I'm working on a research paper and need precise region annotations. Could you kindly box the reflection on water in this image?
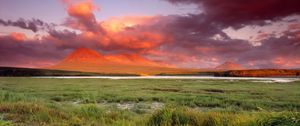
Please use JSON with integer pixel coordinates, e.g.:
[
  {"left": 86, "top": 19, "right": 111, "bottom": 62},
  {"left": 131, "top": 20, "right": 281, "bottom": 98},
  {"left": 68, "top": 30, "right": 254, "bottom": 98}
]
[{"left": 32, "top": 76, "right": 300, "bottom": 82}]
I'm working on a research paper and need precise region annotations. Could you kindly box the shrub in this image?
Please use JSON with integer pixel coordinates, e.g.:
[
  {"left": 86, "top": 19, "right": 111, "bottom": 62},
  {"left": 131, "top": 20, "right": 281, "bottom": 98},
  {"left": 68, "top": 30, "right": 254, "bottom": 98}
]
[
  {"left": 148, "top": 107, "right": 201, "bottom": 126},
  {"left": 257, "top": 112, "right": 300, "bottom": 126},
  {"left": 0, "top": 119, "right": 13, "bottom": 126},
  {"left": 0, "top": 102, "right": 70, "bottom": 124},
  {"left": 76, "top": 104, "right": 104, "bottom": 119},
  {"left": 148, "top": 107, "right": 259, "bottom": 126}
]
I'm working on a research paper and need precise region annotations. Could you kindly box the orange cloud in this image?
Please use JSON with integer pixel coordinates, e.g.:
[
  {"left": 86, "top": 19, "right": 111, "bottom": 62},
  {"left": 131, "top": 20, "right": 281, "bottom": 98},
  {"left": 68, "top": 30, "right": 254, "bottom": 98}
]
[
  {"left": 101, "top": 16, "right": 154, "bottom": 32},
  {"left": 63, "top": 0, "right": 102, "bottom": 33},
  {"left": 100, "top": 32, "right": 166, "bottom": 50},
  {"left": 67, "top": 1, "right": 97, "bottom": 19},
  {"left": 82, "top": 31, "right": 98, "bottom": 40},
  {"left": 96, "top": 16, "right": 170, "bottom": 51},
  {"left": 63, "top": 2, "right": 169, "bottom": 52},
  {"left": 105, "top": 53, "right": 171, "bottom": 67},
  {"left": 272, "top": 57, "right": 300, "bottom": 68},
  {"left": 10, "top": 32, "right": 27, "bottom": 41}
]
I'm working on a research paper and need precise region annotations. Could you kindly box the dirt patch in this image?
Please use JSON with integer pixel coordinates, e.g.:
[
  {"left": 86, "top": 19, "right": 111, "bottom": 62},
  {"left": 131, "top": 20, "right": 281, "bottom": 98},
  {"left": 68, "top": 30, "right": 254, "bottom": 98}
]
[
  {"left": 69, "top": 100, "right": 165, "bottom": 112},
  {"left": 144, "top": 88, "right": 248, "bottom": 94},
  {"left": 202, "top": 89, "right": 250, "bottom": 94},
  {"left": 144, "top": 88, "right": 204, "bottom": 94},
  {"left": 144, "top": 87, "right": 254, "bottom": 95},
  {"left": 151, "top": 102, "right": 164, "bottom": 110},
  {"left": 116, "top": 103, "right": 135, "bottom": 110},
  {"left": 249, "top": 92, "right": 265, "bottom": 95},
  {"left": 203, "top": 89, "right": 225, "bottom": 93},
  {"left": 115, "top": 102, "right": 165, "bottom": 110},
  {"left": 143, "top": 88, "right": 181, "bottom": 92}
]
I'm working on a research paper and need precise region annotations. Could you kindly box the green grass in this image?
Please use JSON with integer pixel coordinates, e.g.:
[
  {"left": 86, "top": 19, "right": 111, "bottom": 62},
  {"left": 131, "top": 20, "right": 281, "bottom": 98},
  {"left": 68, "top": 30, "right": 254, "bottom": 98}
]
[{"left": 0, "top": 77, "right": 299, "bottom": 125}]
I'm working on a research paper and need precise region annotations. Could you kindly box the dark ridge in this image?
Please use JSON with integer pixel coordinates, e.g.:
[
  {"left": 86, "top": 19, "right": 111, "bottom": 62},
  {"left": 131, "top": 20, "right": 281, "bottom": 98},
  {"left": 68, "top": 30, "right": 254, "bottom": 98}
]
[
  {"left": 214, "top": 69, "right": 300, "bottom": 77},
  {"left": 0, "top": 67, "right": 138, "bottom": 77}
]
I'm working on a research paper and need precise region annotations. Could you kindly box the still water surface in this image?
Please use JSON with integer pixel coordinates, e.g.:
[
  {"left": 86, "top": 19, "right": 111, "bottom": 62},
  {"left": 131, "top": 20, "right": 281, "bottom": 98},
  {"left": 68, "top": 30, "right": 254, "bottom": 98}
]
[{"left": 32, "top": 76, "right": 300, "bottom": 82}]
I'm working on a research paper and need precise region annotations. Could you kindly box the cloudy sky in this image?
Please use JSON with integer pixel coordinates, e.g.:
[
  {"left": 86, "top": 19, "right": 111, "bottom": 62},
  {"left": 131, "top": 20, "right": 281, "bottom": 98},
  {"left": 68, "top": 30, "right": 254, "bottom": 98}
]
[{"left": 0, "top": 0, "right": 300, "bottom": 69}]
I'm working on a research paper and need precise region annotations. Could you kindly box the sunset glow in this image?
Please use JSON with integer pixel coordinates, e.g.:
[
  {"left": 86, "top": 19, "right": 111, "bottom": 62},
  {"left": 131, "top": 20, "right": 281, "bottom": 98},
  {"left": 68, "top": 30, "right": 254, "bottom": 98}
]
[{"left": 0, "top": 0, "right": 300, "bottom": 69}]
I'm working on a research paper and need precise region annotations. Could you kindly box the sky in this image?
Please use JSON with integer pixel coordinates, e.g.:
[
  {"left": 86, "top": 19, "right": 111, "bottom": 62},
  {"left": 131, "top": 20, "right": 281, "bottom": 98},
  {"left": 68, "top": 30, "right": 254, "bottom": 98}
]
[{"left": 0, "top": 0, "right": 300, "bottom": 69}]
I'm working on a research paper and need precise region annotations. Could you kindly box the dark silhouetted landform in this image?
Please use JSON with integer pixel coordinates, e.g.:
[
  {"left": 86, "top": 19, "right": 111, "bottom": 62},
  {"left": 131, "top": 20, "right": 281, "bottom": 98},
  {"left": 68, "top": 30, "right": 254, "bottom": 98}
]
[
  {"left": 2, "top": 66, "right": 300, "bottom": 77},
  {"left": 215, "top": 69, "right": 300, "bottom": 77},
  {"left": 0, "top": 67, "right": 138, "bottom": 76}
]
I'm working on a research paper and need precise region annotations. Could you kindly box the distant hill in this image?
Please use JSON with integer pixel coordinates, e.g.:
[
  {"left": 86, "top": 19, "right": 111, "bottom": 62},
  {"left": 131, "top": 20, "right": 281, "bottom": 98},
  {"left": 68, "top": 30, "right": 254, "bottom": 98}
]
[
  {"left": 215, "top": 69, "right": 300, "bottom": 77},
  {"left": 0, "top": 67, "right": 127, "bottom": 77},
  {"left": 2, "top": 66, "right": 299, "bottom": 77},
  {"left": 215, "top": 61, "right": 243, "bottom": 70},
  {"left": 48, "top": 48, "right": 199, "bottom": 75}
]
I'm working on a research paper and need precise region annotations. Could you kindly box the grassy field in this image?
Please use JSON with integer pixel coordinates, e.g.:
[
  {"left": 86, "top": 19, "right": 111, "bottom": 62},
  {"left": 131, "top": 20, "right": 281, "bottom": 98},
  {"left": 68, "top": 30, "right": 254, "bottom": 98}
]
[{"left": 0, "top": 77, "right": 299, "bottom": 126}]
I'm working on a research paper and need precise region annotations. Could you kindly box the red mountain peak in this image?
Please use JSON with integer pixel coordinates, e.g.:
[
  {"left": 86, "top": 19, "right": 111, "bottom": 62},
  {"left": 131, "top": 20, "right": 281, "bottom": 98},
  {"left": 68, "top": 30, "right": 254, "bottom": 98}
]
[{"left": 63, "top": 47, "right": 106, "bottom": 63}]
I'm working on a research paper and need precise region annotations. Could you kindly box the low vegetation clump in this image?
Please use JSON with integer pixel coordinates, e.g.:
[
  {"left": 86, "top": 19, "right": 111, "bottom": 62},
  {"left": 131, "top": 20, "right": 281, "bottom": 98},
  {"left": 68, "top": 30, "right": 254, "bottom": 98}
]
[
  {"left": 0, "top": 102, "right": 70, "bottom": 125},
  {"left": 148, "top": 107, "right": 300, "bottom": 126},
  {"left": 257, "top": 112, "right": 300, "bottom": 126},
  {"left": 0, "top": 118, "right": 13, "bottom": 126},
  {"left": 0, "top": 102, "right": 141, "bottom": 125},
  {"left": 148, "top": 107, "right": 257, "bottom": 126}
]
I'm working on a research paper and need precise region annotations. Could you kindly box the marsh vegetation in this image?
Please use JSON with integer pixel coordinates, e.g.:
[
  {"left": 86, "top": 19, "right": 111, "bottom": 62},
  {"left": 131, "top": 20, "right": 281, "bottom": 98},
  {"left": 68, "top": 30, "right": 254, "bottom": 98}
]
[{"left": 0, "top": 78, "right": 299, "bottom": 125}]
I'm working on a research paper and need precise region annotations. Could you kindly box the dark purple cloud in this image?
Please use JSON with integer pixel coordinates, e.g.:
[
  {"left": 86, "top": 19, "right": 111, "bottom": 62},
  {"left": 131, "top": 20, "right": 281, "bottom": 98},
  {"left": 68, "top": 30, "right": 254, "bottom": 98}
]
[
  {"left": 167, "top": 0, "right": 300, "bottom": 28},
  {"left": 0, "top": 18, "right": 54, "bottom": 32},
  {"left": 0, "top": 35, "right": 67, "bottom": 67}
]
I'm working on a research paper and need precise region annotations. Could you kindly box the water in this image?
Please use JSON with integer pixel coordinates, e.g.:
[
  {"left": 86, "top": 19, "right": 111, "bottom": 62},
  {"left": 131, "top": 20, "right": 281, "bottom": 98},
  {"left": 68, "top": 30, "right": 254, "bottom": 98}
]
[{"left": 32, "top": 76, "right": 300, "bottom": 82}]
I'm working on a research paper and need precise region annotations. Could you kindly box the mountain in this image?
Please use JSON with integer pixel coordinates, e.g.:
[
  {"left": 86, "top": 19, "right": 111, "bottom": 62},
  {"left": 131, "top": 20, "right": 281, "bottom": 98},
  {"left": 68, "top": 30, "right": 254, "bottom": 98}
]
[
  {"left": 63, "top": 47, "right": 107, "bottom": 63},
  {"left": 48, "top": 48, "right": 198, "bottom": 75},
  {"left": 215, "top": 61, "right": 243, "bottom": 70}
]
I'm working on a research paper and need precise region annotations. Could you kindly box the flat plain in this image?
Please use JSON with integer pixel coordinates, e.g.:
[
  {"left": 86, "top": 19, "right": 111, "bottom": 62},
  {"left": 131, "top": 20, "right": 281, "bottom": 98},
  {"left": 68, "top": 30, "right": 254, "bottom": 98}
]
[{"left": 0, "top": 77, "right": 299, "bottom": 126}]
